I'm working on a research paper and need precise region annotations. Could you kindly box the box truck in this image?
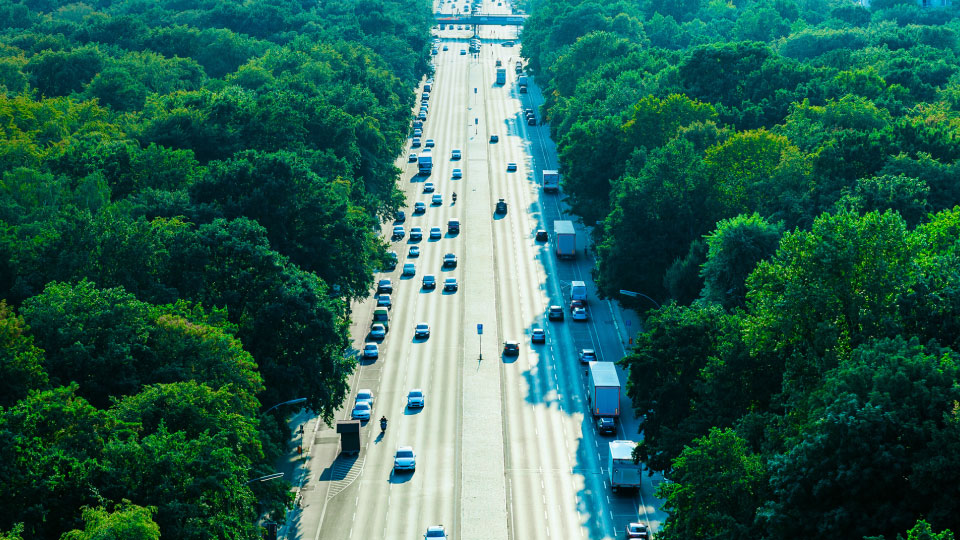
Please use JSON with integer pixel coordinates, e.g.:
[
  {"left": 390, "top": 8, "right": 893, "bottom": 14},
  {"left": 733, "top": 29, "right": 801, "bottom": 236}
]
[
  {"left": 542, "top": 170, "right": 559, "bottom": 192},
  {"left": 418, "top": 149, "right": 433, "bottom": 174},
  {"left": 588, "top": 361, "right": 621, "bottom": 418},
  {"left": 554, "top": 220, "right": 576, "bottom": 259},
  {"left": 608, "top": 440, "right": 642, "bottom": 492},
  {"left": 496, "top": 68, "right": 506, "bottom": 85},
  {"left": 571, "top": 281, "right": 587, "bottom": 302}
]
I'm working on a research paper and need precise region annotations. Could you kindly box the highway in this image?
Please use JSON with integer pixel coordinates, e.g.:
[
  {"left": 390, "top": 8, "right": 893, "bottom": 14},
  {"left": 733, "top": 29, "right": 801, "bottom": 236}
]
[{"left": 287, "top": 1, "right": 668, "bottom": 538}]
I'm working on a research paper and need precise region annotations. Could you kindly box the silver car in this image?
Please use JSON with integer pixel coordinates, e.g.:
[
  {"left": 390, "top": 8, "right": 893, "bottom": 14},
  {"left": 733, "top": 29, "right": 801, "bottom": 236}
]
[
  {"left": 407, "top": 388, "right": 425, "bottom": 408},
  {"left": 394, "top": 446, "right": 416, "bottom": 472}
]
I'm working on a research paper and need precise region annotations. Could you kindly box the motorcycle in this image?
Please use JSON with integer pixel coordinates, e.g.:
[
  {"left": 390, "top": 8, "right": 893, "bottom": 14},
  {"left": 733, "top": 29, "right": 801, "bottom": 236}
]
[
  {"left": 452, "top": 192, "right": 457, "bottom": 204},
  {"left": 380, "top": 417, "right": 388, "bottom": 433}
]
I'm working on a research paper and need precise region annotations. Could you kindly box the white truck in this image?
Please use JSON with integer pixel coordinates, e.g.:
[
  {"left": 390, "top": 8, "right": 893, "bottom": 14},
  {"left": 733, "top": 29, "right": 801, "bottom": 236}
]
[
  {"left": 608, "top": 440, "right": 642, "bottom": 492},
  {"left": 588, "top": 361, "right": 620, "bottom": 418},
  {"left": 418, "top": 149, "right": 433, "bottom": 174},
  {"left": 571, "top": 280, "right": 587, "bottom": 302},
  {"left": 554, "top": 220, "right": 576, "bottom": 259},
  {"left": 542, "top": 170, "right": 559, "bottom": 192}
]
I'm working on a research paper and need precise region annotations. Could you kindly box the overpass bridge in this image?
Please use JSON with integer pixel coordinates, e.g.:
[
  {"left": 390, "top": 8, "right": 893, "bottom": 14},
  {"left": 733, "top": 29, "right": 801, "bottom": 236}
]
[{"left": 434, "top": 13, "right": 528, "bottom": 26}]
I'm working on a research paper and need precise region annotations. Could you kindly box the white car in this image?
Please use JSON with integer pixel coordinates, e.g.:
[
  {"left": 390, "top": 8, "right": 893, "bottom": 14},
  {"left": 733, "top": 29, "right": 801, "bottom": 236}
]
[
  {"left": 403, "top": 262, "right": 416, "bottom": 276},
  {"left": 415, "top": 323, "right": 431, "bottom": 338},
  {"left": 424, "top": 182, "right": 435, "bottom": 193},
  {"left": 356, "top": 389, "right": 374, "bottom": 407},
  {"left": 408, "top": 152, "right": 417, "bottom": 162},
  {"left": 429, "top": 226, "right": 442, "bottom": 239},
  {"left": 425, "top": 139, "right": 435, "bottom": 148},
  {"left": 431, "top": 193, "right": 443, "bottom": 205},
  {"left": 410, "top": 227, "right": 423, "bottom": 241},
  {"left": 376, "top": 294, "right": 391, "bottom": 308},
  {"left": 362, "top": 343, "right": 379, "bottom": 358},
  {"left": 426, "top": 525, "right": 447, "bottom": 539},
  {"left": 394, "top": 446, "right": 416, "bottom": 472},
  {"left": 407, "top": 388, "right": 425, "bottom": 408},
  {"left": 572, "top": 306, "right": 588, "bottom": 320},
  {"left": 452, "top": 168, "right": 462, "bottom": 178},
  {"left": 412, "top": 137, "right": 421, "bottom": 147},
  {"left": 442, "top": 253, "right": 457, "bottom": 267},
  {"left": 370, "top": 324, "right": 386, "bottom": 339},
  {"left": 351, "top": 401, "right": 371, "bottom": 420},
  {"left": 408, "top": 245, "right": 420, "bottom": 257},
  {"left": 452, "top": 149, "right": 461, "bottom": 159}
]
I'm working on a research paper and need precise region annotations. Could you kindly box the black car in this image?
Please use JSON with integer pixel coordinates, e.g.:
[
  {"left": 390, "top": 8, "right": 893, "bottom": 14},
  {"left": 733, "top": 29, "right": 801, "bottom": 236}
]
[
  {"left": 489, "top": 134, "right": 499, "bottom": 143},
  {"left": 377, "top": 279, "right": 393, "bottom": 294},
  {"left": 395, "top": 210, "right": 405, "bottom": 223},
  {"left": 535, "top": 230, "right": 548, "bottom": 242},
  {"left": 597, "top": 417, "right": 616, "bottom": 436},
  {"left": 547, "top": 305, "right": 564, "bottom": 321},
  {"left": 503, "top": 340, "right": 520, "bottom": 355}
]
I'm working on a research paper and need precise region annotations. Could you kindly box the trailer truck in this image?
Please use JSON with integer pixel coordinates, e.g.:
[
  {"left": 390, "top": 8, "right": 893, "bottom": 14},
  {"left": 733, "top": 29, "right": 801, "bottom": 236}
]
[
  {"left": 542, "top": 170, "right": 559, "bottom": 192},
  {"left": 588, "top": 361, "right": 621, "bottom": 418},
  {"left": 554, "top": 220, "right": 576, "bottom": 259},
  {"left": 496, "top": 68, "right": 506, "bottom": 85},
  {"left": 608, "top": 440, "right": 642, "bottom": 492}
]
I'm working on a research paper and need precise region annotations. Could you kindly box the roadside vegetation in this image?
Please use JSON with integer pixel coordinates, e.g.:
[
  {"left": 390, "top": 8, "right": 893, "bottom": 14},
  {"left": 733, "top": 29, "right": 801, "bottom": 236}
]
[
  {"left": 0, "top": 0, "right": 432, "bottom": 537},
  {"left": 521, "top": 0, "right": 960, "bottom": 537}
]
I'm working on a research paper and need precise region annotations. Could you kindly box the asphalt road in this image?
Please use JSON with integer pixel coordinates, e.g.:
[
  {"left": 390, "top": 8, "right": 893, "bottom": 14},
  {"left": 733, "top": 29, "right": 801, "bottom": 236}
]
[{"left": 285, "top": 1, "right": 668, "bottom": 538}]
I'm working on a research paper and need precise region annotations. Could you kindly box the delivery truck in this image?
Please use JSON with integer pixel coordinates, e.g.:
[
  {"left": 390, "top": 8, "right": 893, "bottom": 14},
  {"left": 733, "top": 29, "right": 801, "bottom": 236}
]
[
  {"left": 554, "top": 220, "right": 576, "bottom": 259},
  {"left": 496, "top": 68, "right": 506, "bottom": 85},
  {"left": 588, "top": 361, "right": 621, "bottom": 418},
  {"left": 542, "top": 170, "right": 559, "bottom": 192},
  {"left": 418, "top": 149, "right": 433, "bottom": 174},
  {"left": 608, "top": 440, "right": 642, "bottom": 492}
]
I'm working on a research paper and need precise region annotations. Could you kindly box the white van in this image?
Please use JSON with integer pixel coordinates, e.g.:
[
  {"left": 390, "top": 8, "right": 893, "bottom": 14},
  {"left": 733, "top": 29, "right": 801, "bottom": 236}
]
[{"left": 571, "top": 281, "right": 587, "bottom": 302}]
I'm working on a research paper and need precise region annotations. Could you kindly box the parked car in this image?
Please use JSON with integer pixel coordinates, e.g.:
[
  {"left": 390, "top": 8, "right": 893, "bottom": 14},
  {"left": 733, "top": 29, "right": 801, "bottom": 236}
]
[
  {"left": 370, "top": 324, "right": 386, "bottom": 339},
  {"left": 355, "top": 389, "right": 374, "bottom": 407},
  {"left": 536, "top": 229, "right": 548, "bottom": 242},
  {"left": 394, "top": 210, "right": 405, "bottom": 223},
  {"left": 376, "top": 294, "right": 391, "bottom": 308},
  {"left": 412, "top": 137, "right": 421, "bottom": 147},
  {"left": 409, "top": 152, "right": 418, "bottom": 162},
  {"left": 503, "top": 340, "right": 520, "bottom": 355},
  {"left": 377, "top": 279, "right": 393, "bottom": 294},
  {"left": 362, "top": 343, "right": 379, "bottom": 358}
]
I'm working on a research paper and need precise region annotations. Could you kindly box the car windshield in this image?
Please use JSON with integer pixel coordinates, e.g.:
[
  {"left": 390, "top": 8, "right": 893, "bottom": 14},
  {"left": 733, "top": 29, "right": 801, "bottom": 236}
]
[
  {"left": 355, "top": 402, "right": 370, "bottom": 410},
  {"left": 410, "top": 390, "right": 422, "bottom": 397},
  {"left": 397, "top": 450, "right": 414, "bottom": 458}
]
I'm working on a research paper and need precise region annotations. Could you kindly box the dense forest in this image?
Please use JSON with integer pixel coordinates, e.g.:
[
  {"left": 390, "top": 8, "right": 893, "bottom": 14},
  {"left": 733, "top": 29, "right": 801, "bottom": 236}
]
[
  {"left": 0, "top": 0, "right": 432, "bottom": 537},
  {"left": 521, "top": 0, "right": 960, "bottom": 538}
]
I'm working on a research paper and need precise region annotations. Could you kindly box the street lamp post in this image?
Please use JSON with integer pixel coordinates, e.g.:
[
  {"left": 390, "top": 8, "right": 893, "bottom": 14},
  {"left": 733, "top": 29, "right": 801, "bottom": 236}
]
[
  {"left": 619, "top": 289, "right": 660, "bottom": 309},
  {"left": 261, "top": 397, "right": 307, "bottom": 416}
]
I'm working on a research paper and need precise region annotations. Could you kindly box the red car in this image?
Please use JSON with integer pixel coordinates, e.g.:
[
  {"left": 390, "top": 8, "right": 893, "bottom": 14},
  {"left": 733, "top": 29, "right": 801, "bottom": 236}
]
[
  {"left": 570, "top": 299, "right": 585, "bottom": 310},
  {"left": 625, "top": 522, "right": 649, "bottom": 539}
]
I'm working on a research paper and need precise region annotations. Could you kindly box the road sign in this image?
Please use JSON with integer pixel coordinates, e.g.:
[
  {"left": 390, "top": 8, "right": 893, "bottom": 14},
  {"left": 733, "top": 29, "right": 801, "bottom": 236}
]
[{"left": 477, "top": 324, "right": 483, "bottom": 335}]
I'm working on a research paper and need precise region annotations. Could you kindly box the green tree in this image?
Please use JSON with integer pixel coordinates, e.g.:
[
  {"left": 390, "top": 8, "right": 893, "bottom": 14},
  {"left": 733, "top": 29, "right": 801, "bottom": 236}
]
[
  {"left": 60, "top": 503, "right": 160, "bottom": 540},
  {"left": 0, "top": 300, "right": 48, "bottom": 407},
  {"left": 658, "top": 428, "right": 767, "bottom": 540},
  {"left": 701, "top": 213, "right": 784, "bottom": 309}
]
